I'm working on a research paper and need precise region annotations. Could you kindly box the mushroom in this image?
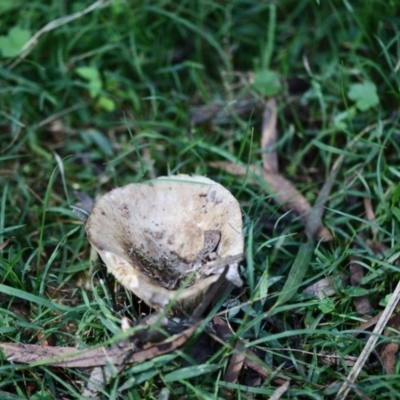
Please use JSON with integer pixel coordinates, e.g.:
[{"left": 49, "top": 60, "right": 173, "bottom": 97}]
[{"left": 86, "top": 175, "right": 244, "bottom": 313}]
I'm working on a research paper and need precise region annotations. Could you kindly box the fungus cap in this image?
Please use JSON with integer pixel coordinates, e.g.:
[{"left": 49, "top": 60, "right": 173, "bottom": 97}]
[{"left": 86, "top": 175, "right": 244, "bottom": 312}]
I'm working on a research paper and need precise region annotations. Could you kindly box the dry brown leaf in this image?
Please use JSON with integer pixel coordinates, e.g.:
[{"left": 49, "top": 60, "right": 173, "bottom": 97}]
[
  {"left": 211, "top": 317, "right": 324, "bottom": 389},
  {"left": 350, "top": 255, "right": 372, "bottom": 317},
  {"left": 83, "top": 364, "right": 122, "bottom": 398},
  {"left": 261, "top": 98, "right": 278, "bottom": 173},
  {"left": 380, "top": 342, "right": 398, "bottom": 375},
  {"left": 303, "top": 276, "right": 345, "bottom": 299},
  {"left": 208, "top": 162, "right": 251, "bottom": 178},
  {"left": 72, "top": 191, "right": 96, "bottom": 224},
  {"left": 212, "top": 315, "right": 234, "bottom": 340},
  {"left": 190, "top": 97, "right": 260, "bottom": 126},
  {"left": 243, "top": 349, "right": 288, "bottom": 386},
  {"left": 1, "top": 323, "right": 198, "bottom": 368},
  {"left": 354, "top": 314, "right": 400, "bottom": 375},
  {"left": 365, "top": 239, "right": 390, "bottom": 256},
  {"left": 263, "top": 171, "right": 312, "bottom": 220},
  {"left": 269, "top": 380, "right": 290, "bottom": 400},
  {"left": 209, "top": 162, "right": 310, "bottom": 216},
  {"left": 0, "top": 237, "right": 14, "bottom": 251},
  {"left": 380, "top": 314, "right": 400, "bottom": 375},
  {"left": 36, "top": 332, "right": 56, "bottom": 347},
  {"left": 209, "top": 161, "right": 332, "bottom": 240},
  {"left": 224, "top": 340, "right": 246, "bottom": 385},
  {"left": 211, "top": 317, "right": 288, "bottom": 386},
  {"left": 353, "top": 313, "right": 383, "bottom": 336},
  {"left": 363, "top": 198, "right": 377, "bottom": 235}
]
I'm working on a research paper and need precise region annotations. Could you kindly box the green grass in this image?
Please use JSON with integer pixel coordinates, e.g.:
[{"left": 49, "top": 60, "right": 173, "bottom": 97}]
[{"left": 1, "top": 0, "right": 400, "bottom": 398}]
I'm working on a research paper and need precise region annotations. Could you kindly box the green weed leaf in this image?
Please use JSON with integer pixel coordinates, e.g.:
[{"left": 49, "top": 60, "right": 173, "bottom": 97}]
[
  {"left": 344, "top": 286, "right": 370, "bottom": 297},
  {"left": 75, "top": 66, "right": 101, "bottom": 81},
  {"left": 75, "top": 66, "right": 102, "bottom": 97},
  {"left": 253, "top": 70, "right": 281, "bottom": 96},
  {"left": 0, "top": 26, "right": 30, "bottom": 58},
  {"left": 348, "top": 81, "right": 379, "bottom": 111},
  {"left": 318, "top": 298, "right": 335, "bottom": 314},
  {"left": 97, "top": 96, "right": 116, "bottom": 112},
  {"left": 379, "top": 293, "right": 392, "bottom": 307}
]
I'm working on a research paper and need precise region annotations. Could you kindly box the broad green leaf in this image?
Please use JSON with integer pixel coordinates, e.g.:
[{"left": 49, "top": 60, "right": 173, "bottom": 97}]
[
  {"left": 347, "top": 81, "right": 379, "bottom": 111},
  {"left": 379, "top": 293, "right": 392, "bottom": 307},
  {"left": 276, "top": 240, "right": 314, "bottom": 306},
  {"left": 253, "top": 70, "right": 281, "bottom": 97},
  {"left": 254, "top": 269, "right": 282, "bottom": 307},
  {"left": 0, "top": 26, "right": 30, "bottom": 58},
  {"left": 318, "top": 298, "right": 335, "bottom": 314},
  {"left": 97, "top": 96, "right": 116, "bottom": 112}
]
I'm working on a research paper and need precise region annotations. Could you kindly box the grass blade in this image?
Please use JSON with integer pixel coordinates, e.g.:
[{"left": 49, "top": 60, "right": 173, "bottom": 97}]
[{"left": 275, "top": 240, "right": 314, "bottom": 307}]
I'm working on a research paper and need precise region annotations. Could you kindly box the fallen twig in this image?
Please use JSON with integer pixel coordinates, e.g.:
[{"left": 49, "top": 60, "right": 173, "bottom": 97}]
[{"left": 1, "top": 323, "right": 199, "bottom": 368}]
